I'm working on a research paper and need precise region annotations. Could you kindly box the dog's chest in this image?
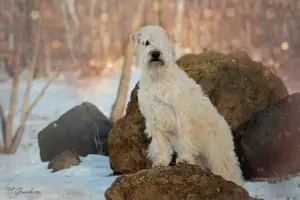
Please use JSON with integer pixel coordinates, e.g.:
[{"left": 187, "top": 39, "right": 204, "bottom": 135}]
[{"left": 138, "top": 86, "right": 176, "bottom": 132}]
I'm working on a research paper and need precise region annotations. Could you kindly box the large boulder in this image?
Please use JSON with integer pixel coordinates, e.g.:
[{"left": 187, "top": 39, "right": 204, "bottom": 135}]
[
  {"left": 105, "top": 164, "right": 252, "bottom": 200},
  {"left": 176, "top": 50, "right": 288, "bottom": 131},
  {"left": 234, "top": 92, "right": 300, "bottom": 181},
  {"left": 108, "top": 50, "right": 288, "bottom": 175},
  {"left": 38, "top": 102, "right": 112, "bottom": 162}
]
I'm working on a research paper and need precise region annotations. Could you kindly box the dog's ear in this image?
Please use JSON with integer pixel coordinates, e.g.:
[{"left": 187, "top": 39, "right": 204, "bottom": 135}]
[{"left": 129, "top": 31, "right": 141, "bottom": 45}]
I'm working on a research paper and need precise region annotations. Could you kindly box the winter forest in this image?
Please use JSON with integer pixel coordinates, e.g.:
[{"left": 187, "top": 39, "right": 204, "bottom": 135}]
[{"left": 0, "top": 0, "right": 300, "bottom": 200}]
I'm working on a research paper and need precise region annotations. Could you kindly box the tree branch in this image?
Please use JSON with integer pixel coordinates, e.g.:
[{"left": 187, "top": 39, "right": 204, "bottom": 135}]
[
  {"left": 62, "top": 0, "right": 78, "bottom": 63},
  {"left": 6, "top": 16, "right": 43, "bottom": 154},
  {"left": 8, "top": 72, "right": 61, "bottom": 153},
  {"left": 65, "top": 0, "right": 79, "bottom": 28},
  {"left": 0, "top": 104, "right": 6, "bottom": 149},
  {"left": 20, "top": 15, "right": 42, "bottom": 133},
  {"left": 4, "top": 6, "right": 26, "bottom": 150},
  {"left": 110, "top": 0, "right": 146, "bottom": 123},
  {"left": 0, "top": 144, "right": 4, "bottom": 153}
]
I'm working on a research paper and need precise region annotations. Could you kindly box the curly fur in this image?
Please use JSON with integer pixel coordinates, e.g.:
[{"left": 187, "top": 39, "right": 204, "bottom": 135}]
[{"left": 131, "top": 25, "right": 244, "bottom": 186}]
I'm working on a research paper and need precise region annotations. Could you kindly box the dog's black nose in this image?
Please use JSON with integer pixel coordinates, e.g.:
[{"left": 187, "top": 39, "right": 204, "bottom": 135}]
[{"left": 151, "top": 51, "right": 160, "bottom": 59}]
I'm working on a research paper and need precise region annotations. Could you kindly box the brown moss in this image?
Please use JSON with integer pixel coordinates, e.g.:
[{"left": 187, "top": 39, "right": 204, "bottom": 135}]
[
  {"left": 105, "top": 165, "right": 251, "bottom": 200},
  {"left": 176, "top": 50, "right": 288, "bottom": 130}
]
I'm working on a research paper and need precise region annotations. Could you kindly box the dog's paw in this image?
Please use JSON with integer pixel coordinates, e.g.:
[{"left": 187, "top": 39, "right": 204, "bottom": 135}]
[
  {"left": 152, "top": 159, "right": 170, "bottom": 168},
  {"left": 176, "top": 160, "right": 189, "bottom": 165},
  {"left": 176, "top": 155, "right": 196, "bottom": 165}
]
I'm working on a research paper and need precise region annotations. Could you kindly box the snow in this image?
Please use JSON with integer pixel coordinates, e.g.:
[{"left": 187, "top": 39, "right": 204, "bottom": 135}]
[
  {"left": 0, "top": 66, "right": 300, "bottom": 200},
  {"left": 0, "top": 155, "right": 115, "bottom": 200}
]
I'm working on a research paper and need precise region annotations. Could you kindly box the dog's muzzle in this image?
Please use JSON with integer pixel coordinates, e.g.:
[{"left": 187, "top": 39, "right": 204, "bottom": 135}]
[{"left": 149, "top": 50, "right": 164, "bottom": 65}]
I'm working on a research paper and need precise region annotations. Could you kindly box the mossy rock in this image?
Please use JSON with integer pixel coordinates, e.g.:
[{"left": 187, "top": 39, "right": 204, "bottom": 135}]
[
  {"left": 105, "top": 164, "right": 252, "bottom": 200},
  {"left": 176, "top": 50, "right": 288, "bottom": 131},
  {"left": 108, "top": 50, "right": 288, "bottom": 176}
]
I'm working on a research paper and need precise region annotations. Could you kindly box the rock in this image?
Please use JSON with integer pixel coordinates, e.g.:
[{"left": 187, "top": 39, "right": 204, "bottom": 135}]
[
  {"left": 234, "top": 92, "right": 300, "bottom": 181},
  {"left": 108, "top": 84, "right": 152, "bottom": 174},
  {"left": 105, "top": 164, "right": 252, "bottom": 200},
  {"left": 108, "top": 50, "right": 288, "bottom": 175},
  {"left": 176, "top": 50, "right": 288, "bottom": 131},
  {"left": 48, "top": 150, "right": 81, "bottom": 172},
  {"left": 38, "top": 102, "right": 113, "bottom": 162}
]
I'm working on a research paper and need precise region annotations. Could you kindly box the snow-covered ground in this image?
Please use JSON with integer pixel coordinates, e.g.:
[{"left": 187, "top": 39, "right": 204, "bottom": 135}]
[{"left": 0, "top": 66, "right": 300, "bottom": 200}]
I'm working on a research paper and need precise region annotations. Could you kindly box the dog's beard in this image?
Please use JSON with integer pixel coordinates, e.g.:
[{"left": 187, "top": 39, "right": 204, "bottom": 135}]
[{"left": 149, "top": 59, "right": 164, "bottom": 67}]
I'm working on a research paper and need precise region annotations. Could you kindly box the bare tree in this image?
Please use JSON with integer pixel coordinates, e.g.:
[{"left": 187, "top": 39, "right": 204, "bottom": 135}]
[
  {"left": 0, "top": 8, "right": 60, "bottom": 154},
  {"left": 173, "top": 0, "right": 184, "bottom": 58},
  {"left": 110, "top": 0, "right": 146, "bottom": 123},
  {"left": 62, "top": 0, "right": 78, "bottom": 64}
]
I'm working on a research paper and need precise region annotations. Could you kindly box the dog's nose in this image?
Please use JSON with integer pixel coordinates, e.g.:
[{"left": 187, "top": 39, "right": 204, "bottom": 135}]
[{"left": 151, "top": 51, "right": 160, "bottom": 59}]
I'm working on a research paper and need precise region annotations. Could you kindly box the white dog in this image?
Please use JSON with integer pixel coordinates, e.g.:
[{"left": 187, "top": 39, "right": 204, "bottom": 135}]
[{"left": 130, "top": 25, "right": 244, "bottom": 186}]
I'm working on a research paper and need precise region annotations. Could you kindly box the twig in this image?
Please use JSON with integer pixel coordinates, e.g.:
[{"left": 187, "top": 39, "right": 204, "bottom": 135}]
[
  {"left": 93, "top": 123, "right": 102, "bottom": 154},
  {"left": 0, "top": 104, "right": 6, "bottom": 144},
  {"left": 0, "top": 104, "right": 5, "bottom": 152}
]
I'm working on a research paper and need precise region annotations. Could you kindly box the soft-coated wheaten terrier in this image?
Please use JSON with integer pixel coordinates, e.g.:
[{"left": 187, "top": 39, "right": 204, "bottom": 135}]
[{"left": 130, "top": 25, "right": 244, "bottom": 186}]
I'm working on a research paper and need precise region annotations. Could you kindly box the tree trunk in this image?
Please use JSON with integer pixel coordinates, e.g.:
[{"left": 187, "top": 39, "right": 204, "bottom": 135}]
[
  {"left": 110, "top": 0, "right": 146, "bottom": 123},
  {"left": 4, "top": 9, "right": 25, "bottom": 152}
]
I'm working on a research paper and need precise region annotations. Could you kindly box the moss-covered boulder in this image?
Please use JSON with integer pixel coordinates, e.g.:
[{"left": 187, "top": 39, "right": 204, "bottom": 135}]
[
  {"left": 105, "top": 164, "right": 252, "bottom": 200},
  {"left": 176, "top": 50, "right": 288, "bottom": 131},
  {"left": 108, "top": 50, "right": 288, "bottom": 176}
]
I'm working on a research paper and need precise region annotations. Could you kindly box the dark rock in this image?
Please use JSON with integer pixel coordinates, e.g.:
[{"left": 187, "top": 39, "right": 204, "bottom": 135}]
[
  {"left": 234, "top": 92, "right": 300, "bottom": 181},
  {"left": 105, "top": 164, "right": 252, "bottom": 200},
  {"left": 38, "top": 102, "right": 112, "bottom": 162},
  {"left": 108, "top": 51, "right": 288, "bottom": 175},
  {"left": 48, "top": 150, "right": 81, "bottom": 172}
]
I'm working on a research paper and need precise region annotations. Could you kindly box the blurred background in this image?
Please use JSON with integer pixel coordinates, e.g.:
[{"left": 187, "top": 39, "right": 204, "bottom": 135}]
[
  {"left": 0, "top": 0, "right": 299, "bottom": 81},
  {"left": 0, "top": 0, "right": 299, "bottom": 154}
]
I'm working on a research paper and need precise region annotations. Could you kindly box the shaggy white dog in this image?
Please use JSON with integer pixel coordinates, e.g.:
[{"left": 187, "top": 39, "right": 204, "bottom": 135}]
[{"left": 130, "top": 25, "right": 244, "bottom": 186}]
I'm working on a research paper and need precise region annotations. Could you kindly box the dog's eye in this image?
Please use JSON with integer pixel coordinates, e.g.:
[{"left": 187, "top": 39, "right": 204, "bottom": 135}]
[{"left": 145, "top": 40, "right": 150, "bottom": 46}]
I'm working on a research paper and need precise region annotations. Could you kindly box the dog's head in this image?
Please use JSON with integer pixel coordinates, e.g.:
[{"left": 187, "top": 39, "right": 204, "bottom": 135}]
[{"left": 130, "top": 25, "right": 174, "bottom": 69}]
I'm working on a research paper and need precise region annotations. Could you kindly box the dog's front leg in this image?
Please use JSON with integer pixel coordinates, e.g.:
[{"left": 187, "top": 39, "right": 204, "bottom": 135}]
[
  {"left": 175, "top": 127, "right": 197, "bottom": 165},
  {"left": 147, "top": 127, "right": 173, "bottom": 167}
]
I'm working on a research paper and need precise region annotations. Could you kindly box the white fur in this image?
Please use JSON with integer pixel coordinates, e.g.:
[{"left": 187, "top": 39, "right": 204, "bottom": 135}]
[{"left": 131, "top": 25, "right": 244, "bottom": 186}]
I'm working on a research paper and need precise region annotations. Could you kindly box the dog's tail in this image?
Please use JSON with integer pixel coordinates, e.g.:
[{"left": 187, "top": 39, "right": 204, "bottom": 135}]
[{"left": 203, "top": 119, "right": 244, "bottom": 186}]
